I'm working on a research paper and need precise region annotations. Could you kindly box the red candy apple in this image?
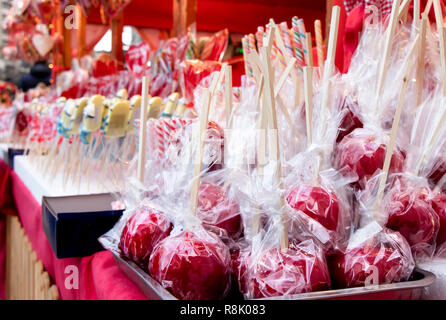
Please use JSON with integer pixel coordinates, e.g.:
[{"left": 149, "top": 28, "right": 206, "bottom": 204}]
[
  {"left": 197, "top": 182, "right": 242, "bottom": 237},
  {"left": 148, "top": 231, "right": 231, "bottom": 300},
  {"left": 430, "top": 192, "right": 446, "bottom": 246},
  {"left": 385, "top": 186, "right": 439, "bottom": 255},
  {"left": 286, "top": 185, "right": 340, "bottom": 231},
  {"left": 335, "top": 128, "right": 405, "bottom": 188},
  {"left": 427, "top": 157, "right": 446, "bottom": 189},
  {"left": 328, "top": 227, "right": 414, "bottom": 288},
  {"left": 337, "top": 97, "right": 363, "bottom": 143},
  {"left": 119, "top": 207, "right": 172, "bottom": 267},
  {"left": 246, "top": 241, "right": 330, "bottom": 298}
]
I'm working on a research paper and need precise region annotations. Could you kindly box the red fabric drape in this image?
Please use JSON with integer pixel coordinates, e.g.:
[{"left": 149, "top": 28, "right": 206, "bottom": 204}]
[{"left": 71, "top": 24, "right": 110, "bottom": 57}]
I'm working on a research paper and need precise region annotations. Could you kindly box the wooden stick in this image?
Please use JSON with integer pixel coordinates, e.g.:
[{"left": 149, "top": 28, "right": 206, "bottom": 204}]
[
  {"left": 274, "top": 57, "right": 297, "bottom": 98},
  {"left": 376, "top": 0, "right": 402, "bottom": 98},
  {"left": 224, "top": 65, "right": 233, "bottom": 128},
  {"left": 414, "top": 0, "right": 421, "bottom": 28},
  {"left": 260, "top": 46, "right": 288, "bottom": 252},
  {"left": 323, "top": 5, "right": 341, "bottom": 84},
  {"left": 374, "top": 36, "right": 419, "bottom": 215},
  {"left": 416, "top": 17, "right": 428, "bottom": 107},
  {"left": 137, "top": 76, "right": 149, "bottom": 184},
  {"left": 190, "top": 72, "right": 220, "bottom": 215},
  {"left": 433, "top": 0, "right": 446, "bottom": 95},
  {"left": 303, "top": 67, "right": 314, "bottom": 146},
  {"left": 398, "top": 0, "right": 412, "bottom": 22},
  {"left": 305, "top": 32, "right": 314, "bottom": 67},
  {"left": 423, "top": 0, "right": 433, "bottom": 18}
]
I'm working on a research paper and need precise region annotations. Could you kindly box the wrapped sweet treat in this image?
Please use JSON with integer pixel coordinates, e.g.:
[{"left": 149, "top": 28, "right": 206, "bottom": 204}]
[
  {"left": 335, "top": 127, "right": 405, "bottom": 189},
  {"left": 329, "top": 222, "right": 415, "bottom": 288},
  {"left": 197, "top": 181, "right": 242, "bottom": 237},
  {"left": 119, "top": 206, "right": 172, "bottom": 268},
  {"left": 244, "top": 239, "right": 331, "bottom": 298},
  {"left": 284, "top": 70, "right": 354, "bottom": 252},
  {"left": 384, "top": 177, "right": 439, "bottom": 258},
  {"left": 334, "top": 22, "right": 417, "bottom": 189},
  {"left": 149, "top": 228, "right": 231, "bottom": 300}
]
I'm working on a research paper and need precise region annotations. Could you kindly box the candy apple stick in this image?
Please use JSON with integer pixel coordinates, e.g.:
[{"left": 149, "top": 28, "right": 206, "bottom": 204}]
[
  {"left": 190, "top": 72, "right": 220, "bottom": 215},
  {"left": 260, "top": 45, "right": 288, "bottom": 251},
  {"left": 224, "top": 64, "right": 233, "bottom": 128},
  {"left": 137, "top": 76, "right": 149, "bottom": 184},
  {"left": 413, "top": 0, "right": 421, "bottom": 28},
  {"left": 398, "top": 0, "right": 412, "bottom": 22},
  {"left": 274, "top": 57, "right": 297, "bottom": 98},
  {"left": 303, "top": 66, "right": 314, "bottom": 147},
  {"left": 376, "top": 0, "right": 402, "bottom": 98},
  {"left": 433, "top": 0, "right": 446, "bottom": 95},
  {"left": 374, "top": 36, "right": 419, "bottom": 216},
  {"left": 416, "top": 17, "right": 428, "bottom": 107},
  {"left": 323, "top": 6, "right": 340, "bottom": 85},
  {"left": 320, "top": 5, "right": 340, "bottom": 121},
  {"left": 423, "top": 0, "right": 433, "bottom": 17}
]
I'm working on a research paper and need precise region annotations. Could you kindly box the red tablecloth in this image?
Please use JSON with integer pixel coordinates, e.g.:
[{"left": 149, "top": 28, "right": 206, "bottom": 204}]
[{"left": 0, "top": 159, "right": 147, "bottom": 300}]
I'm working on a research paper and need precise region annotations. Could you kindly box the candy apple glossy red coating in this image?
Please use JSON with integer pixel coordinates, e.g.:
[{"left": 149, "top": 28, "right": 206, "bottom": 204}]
[
  {"left": 430, "top": 192, "right": 446, "bottom": 246},
  {"left": 335, "top": 128, "right": 405, "bottom": 188},
  {"left": 385, "top": 187, "right": 439, "bottom": 252},
  {"left": 286, "top": 185, "right": 340, "bottom": 231},
  {"left": 427, "top": 158, "right": 446, "bottom": 188},
  {"left": 337, "top": 98, "right": 363, "bottom": 143},
  {"left": 232, "top": 241, "right": 330, "bottom": 299},
  {"left": 148, "top": 231, "right": 231, "bottom": 300},
  {"left": 328, "top": 228, "right": 414, "bottom": 288},
  {"left": 197, "top": 182, "right": 242, "bottom": 237},
  {"left": 119, "top": 207, "right": 172, "bottom": 267},
  {"left": 248, "top": 243, "right": 331, "bottom": 298}
]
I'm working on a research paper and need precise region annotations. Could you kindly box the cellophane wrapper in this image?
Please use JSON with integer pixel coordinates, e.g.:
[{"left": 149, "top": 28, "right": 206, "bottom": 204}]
[{"left": 328, "top": 222, "right": 415, "bottom": 288}]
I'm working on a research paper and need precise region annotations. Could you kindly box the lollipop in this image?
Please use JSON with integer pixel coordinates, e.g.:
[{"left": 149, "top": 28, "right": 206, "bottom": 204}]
[
  {"left": 119, "top": 207, "right": 172, "bottom": 267},
  {"left": 328, "top": 226, "right": 415, "bottom": 288}
]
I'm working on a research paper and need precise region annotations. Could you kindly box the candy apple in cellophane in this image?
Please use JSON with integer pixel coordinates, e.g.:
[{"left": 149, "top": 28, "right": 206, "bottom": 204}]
[
  {"left": 334, "top": 24, "right": 419, "bottom": 189},
  {"left": 328, "top": 222, "right": 415, "bottom": 288},
  {"left": 233, "top": 214, "right": 331, "bottom": 299},
  {"left": 282, "top": 77, "right": 355, "bottom": 253}
]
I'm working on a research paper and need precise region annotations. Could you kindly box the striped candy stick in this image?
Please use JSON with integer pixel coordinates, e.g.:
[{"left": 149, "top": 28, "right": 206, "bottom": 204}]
[
  {"left": 315, "top": 19, "right": 325, "bottom": 71},
  {"left": 247, "top": 33, "right": 257, "bottom": 52},
  {"left": 267, "top": 19, "right": 286, "bottom": 67},
  {"left": 256, "top": 26, "right": 264, "bottom": 49},
  {"left": 279, "top": 22, "right": 294, "bottom": 57},
  {"left": 292, "top": 16, "right": 304, "bottom": 67},
  {"left": 241, "top": 36, "right": 253, "bottom": 78},
  {"left": 296, "top": 18, "right": 310, "bottom": 66}
]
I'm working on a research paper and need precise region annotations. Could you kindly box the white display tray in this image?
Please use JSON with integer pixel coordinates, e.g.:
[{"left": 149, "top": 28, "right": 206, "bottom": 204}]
[{"left": 14, "top": 155, "right": 114, "bottom": 204}]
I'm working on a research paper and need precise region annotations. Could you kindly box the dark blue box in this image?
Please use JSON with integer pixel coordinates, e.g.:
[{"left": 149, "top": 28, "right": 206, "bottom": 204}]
[
  {"left": 7, "top": 148, "right": 24, "bottom": 169},
  {"left": 42, "top": 193, "right": 124, "bottom": 259}
]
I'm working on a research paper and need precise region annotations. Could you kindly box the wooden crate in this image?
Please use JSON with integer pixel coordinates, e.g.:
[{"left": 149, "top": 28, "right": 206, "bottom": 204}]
[{"left": 5, "top": 215, "right": 59, "bottom": 300}]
